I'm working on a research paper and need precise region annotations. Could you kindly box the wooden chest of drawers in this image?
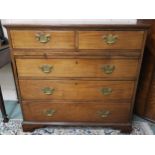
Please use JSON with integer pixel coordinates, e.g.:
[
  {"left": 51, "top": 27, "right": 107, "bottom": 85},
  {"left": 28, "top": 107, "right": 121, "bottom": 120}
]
[{"left": 5, "top": 24, "right": 148, "bottom": 132}]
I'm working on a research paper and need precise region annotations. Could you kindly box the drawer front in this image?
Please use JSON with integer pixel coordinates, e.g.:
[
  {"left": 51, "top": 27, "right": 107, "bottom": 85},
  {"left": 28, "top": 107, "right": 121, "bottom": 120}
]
[
  {"left": 19, "top": 80, "right": 135, "bottom": 101},
  {"left": 78, "top": 31, "right": 144, "bottom": 49},
  {"left": 16, "top": 59, "right": 139, "bottom": 79},
  {"left": 22, "top": 101, "right": 130, "bottom": 123},
  {"left": 10, "top": 30, "right": 75, "bottom": 49}
]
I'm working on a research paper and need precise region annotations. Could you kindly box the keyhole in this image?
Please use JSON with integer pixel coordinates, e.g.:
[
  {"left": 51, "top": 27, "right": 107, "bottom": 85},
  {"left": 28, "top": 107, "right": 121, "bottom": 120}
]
[
  {"left": 75, "top": 61, "right": 78, "bottom": 64},
  {"left": 43, "top": 53, "right": 48, "bottom": 59}
]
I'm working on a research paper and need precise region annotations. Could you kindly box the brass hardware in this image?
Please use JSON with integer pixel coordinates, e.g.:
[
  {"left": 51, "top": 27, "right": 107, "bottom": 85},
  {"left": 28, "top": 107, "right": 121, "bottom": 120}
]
[
  {"left": 102, "top": 34, "right": 118, "bottom": 44},
  {"left": 42, "top": 87, "right": 55, "bottom": 95},
  {"left": 100, "top": 88, "right": 112, "bottom": 95},
  {"left": 102, "top": 65, "right": 115, "bottom": 74},
  {"left": 97, "top": 110, "right": 110, "bottom": 118},
  {"left": 43, "top": 109, "right": 56, "bottom": 117},
  {"left": 39, "top": 64, "right": 53, "bottom": 73},
  {"left": 35, "top": 32, "right": 51, "bottom": 43}
]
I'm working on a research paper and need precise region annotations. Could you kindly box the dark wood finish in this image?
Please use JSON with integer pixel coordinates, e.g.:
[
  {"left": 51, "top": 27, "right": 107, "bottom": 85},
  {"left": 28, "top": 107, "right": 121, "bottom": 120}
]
[
  {"left": 135, "top": 20, "right": 155, "bottom": 122},
  {"left": 5, "top": 23, "right": 148, "bottom": 133},
  {"left": 4, "top": 24, "right": 149, "bottom": 29},
  {"left": 135, "top": 47, "right": 154, "bottom": 115},
  {"left": 22, "top": 121, "right": 132, "bottom": 133},
  {"left": 22, "top": 101, "right": 130, "bottom": 123},
  {"left": 12, "top": 49, "right": 142, "bottom": 57}
]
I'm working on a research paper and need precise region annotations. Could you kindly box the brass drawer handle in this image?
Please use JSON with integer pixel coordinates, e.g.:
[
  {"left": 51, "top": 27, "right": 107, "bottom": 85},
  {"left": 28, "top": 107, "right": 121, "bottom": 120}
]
[
  {"left": 100, "top": 88, "right": 112, "bottom": 95},
  {"left": 42, "top": 87, "right": 55, "bottom": 95},
  {"left": 39, "top": 64, "right": 53, "bottom": 73},
  {"left": 43, "top": 109, "right": 56, "bottom": 117},
  {"left": 102, "top": 65, "right": 115, "bottom": 74},
  {"left": 102, "top": 34, "right": 118, "bottom": 44},
  {"left": 35, "top": 32, "right": 51, "bottom": 43},
  {"left": 97, "top": 110, "right": 111, "bottom": 118}
]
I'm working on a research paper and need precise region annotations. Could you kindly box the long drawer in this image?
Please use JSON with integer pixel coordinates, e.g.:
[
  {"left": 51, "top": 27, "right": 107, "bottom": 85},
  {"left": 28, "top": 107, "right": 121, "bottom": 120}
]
[
  {"left": 22, "top": 101, "right": 130, "bottom": 123},
  {"left": 16, "top": 58, "right": 139, "bottom": 79},
  {"left": 78, "top": 31, "right": 144, "bottom": 49},
  {"left": 19, "top": 80, "right": 135, "bottom": 101},
  {"left": 10, "top": 30, "right": 75, "bottom": 49}
]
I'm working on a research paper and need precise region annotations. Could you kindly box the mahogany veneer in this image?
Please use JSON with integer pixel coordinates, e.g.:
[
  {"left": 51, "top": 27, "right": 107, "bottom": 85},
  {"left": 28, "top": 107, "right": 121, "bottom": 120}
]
[{"left": 5, "top": 23, "right": 148, "bottom": 132}]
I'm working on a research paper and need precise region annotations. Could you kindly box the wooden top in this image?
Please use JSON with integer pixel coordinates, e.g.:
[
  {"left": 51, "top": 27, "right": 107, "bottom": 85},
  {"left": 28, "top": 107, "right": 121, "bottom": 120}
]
[
  {"left": 2, "top": 19, "right": 137, "bottom": 25},
  {"left": 3, "top": 20, "right": 149, "bottom": 29}
]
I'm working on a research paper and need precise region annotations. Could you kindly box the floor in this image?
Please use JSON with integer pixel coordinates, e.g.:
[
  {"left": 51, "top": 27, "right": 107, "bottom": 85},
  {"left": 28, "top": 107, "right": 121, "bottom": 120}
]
[
  {"left": 0, "top": 64, "right": 17, "bottom": 101},
  {"left": 1, "top": 101, "right": 155, "bottom": 134},
  {"left": 0, "top": 101, "right": 22, "bottom": 119}
]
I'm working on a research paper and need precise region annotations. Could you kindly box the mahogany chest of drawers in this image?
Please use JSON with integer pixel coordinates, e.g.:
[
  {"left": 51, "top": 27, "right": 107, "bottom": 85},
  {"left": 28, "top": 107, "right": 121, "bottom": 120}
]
[{"left": 5, "top": 23, "right": 148, "bottom": 132}]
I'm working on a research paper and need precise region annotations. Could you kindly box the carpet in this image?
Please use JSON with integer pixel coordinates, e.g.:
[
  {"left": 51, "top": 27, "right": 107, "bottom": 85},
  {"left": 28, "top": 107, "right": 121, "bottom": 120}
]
[{"left": 0, "top": 119, "right": 154, "bottom": 135}]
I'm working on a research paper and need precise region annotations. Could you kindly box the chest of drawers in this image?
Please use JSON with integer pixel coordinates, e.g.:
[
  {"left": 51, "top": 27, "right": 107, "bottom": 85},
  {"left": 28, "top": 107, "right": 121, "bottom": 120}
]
[{"left": 5, "top": 24, "right": 148, "bottom": 132}]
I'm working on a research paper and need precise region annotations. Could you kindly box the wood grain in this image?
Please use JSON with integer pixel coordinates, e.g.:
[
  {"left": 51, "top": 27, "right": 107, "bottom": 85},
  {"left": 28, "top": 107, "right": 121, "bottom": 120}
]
[
  {"left": 5, "top": 23, "right": 148, "bottom": 132},
  {"left": 145, "top": 75, "right": 155, "bottom": 120},
  {"left": 135, "top": 47, "right": 155, "bottom": 115},
  {"left": 10, "top": 30, "right": 75, "bottom": 49},
  {"left": 16, "top": 58, "right": 139, "bottom": 79},
  {"left": 135, "top": 20, "right": 155, "bottom": 122},
  {"left": 22, "top": 101, "right": 130, "bottom": 123},
  {"left": 19, "top": 79, "right": 135, "bottom": 101},
  {"left": 79, "top": 31, "right": 144, "bottom": 49}
]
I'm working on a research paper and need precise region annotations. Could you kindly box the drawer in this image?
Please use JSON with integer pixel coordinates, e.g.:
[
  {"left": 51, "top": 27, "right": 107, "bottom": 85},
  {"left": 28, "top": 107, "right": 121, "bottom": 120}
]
[
  {"left": 22, "top": 101, "right": 130, "bottom": 123},
  {"left": 78, "top": 31, "right": 144, "bottom": 49},
  {"left": 19, "top": 80, "right": 135, "bottom": 101},
  {"left": 10, "top": 30, "right": 75, "bottom": 49},
  {"left": 16, "top": 58, "right": 139, "bottom": 79}
]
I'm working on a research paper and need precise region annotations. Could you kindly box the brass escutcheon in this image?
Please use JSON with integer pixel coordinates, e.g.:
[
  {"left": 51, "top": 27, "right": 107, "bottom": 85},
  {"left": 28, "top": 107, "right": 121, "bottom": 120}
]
[
  {"left": 97, "top": 110, "right": 111, "bottom": 118},
  {"left": 35, "top": 32, "right": 51, "bottom": 43},
  {"left": 39, "top": 64, "right": 53, "bottom": 73},
  {"left": 102, "top": 34, "right": 118, "bottom": 44},
  {"left": 102, "top": 65, "right": 115, "bottom": 74},
  {"left": 42, "top": 87, "right": 55, "bottom": 95},
  {"left": 100, "top": 88, "right": 112, "bottom": 95},
  {"left": 43, "top": 109, "right": 56, "bottom": 117}
]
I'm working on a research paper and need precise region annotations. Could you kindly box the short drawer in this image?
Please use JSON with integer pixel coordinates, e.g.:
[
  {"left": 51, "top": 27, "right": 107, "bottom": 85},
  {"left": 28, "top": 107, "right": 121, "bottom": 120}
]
[
  {"left": 10, "top": 30, "right": 75, "bottom": 49},
  {"left": 22, "top": 101, "right": 130, "bottom": 123},
  {"left": 19, "top": 80, "right": 135, "bottom": 101},
  {"left": 16, "top": 58, "right": 139, "bottom": 79},
  {"left": 78, "top": 31, "right": 144, "bottom": 49}
]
